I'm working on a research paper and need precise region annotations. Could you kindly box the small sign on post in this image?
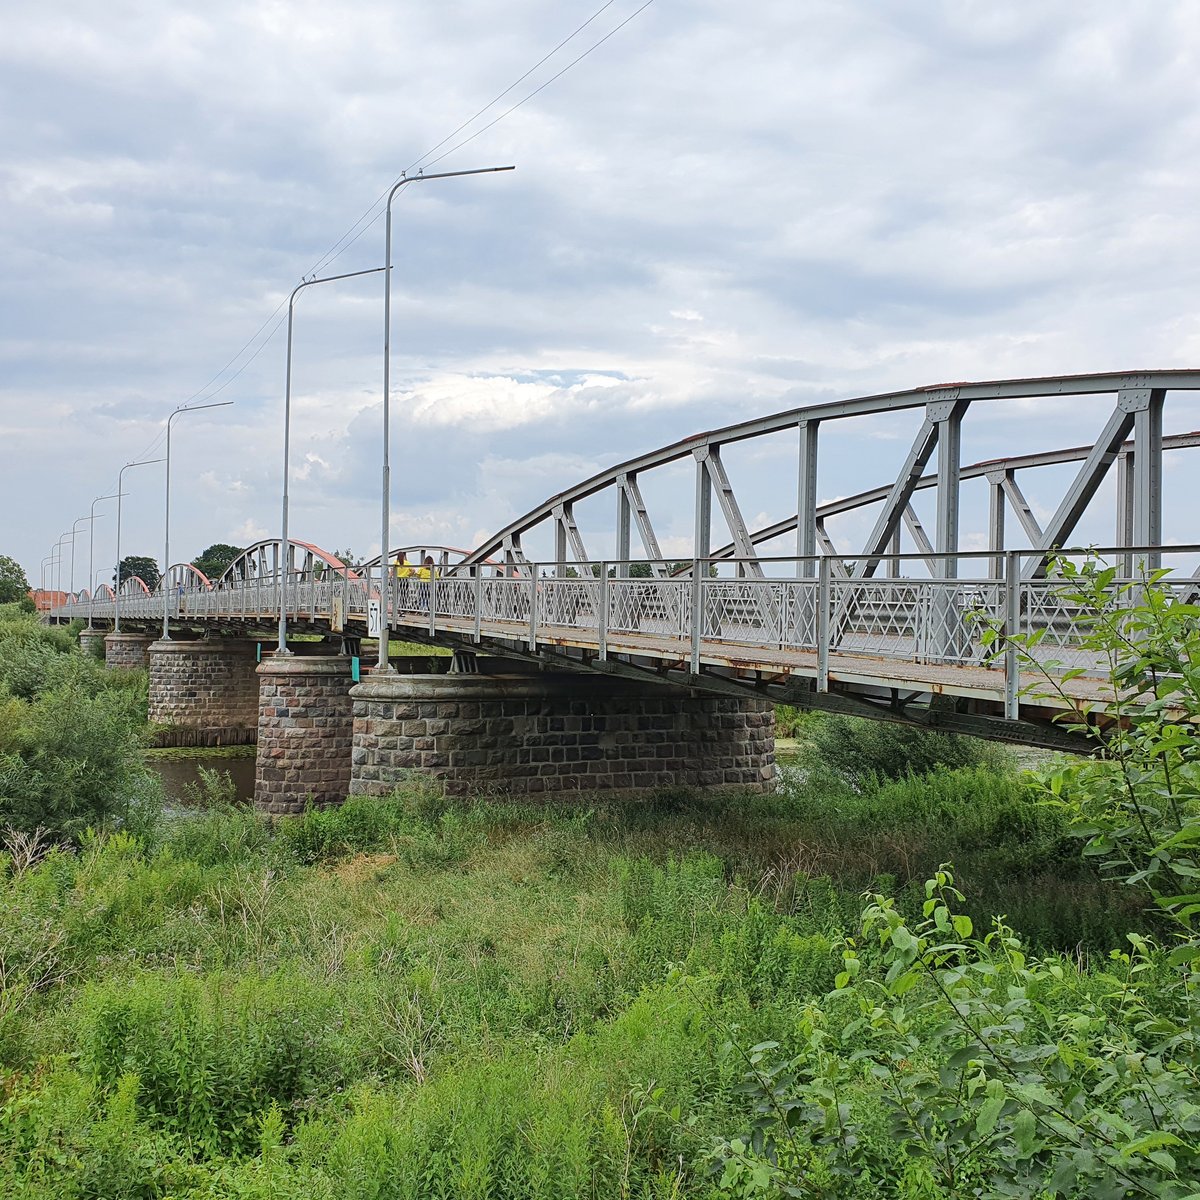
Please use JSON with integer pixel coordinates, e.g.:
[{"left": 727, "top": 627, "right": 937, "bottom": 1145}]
[
  {"left": 331, "top": 595, "right": 345, "bottom": 633},
  {"left": 367, "top": 599, "right": 382, "bottom": 638}
]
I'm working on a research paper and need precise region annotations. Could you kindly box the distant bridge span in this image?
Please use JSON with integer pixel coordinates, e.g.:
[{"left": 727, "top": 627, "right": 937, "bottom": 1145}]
[{"left": 57, "top": 370, "right": 1200, "bottom": 749}]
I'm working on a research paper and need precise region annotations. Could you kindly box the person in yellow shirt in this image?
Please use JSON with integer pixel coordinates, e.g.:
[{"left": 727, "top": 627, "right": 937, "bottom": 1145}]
[
  {"left": 416, "top": 555, "right": 436, "bottom": 610},
  {"left": 392, "top": 552, "right": 415, "bottom": 611}
]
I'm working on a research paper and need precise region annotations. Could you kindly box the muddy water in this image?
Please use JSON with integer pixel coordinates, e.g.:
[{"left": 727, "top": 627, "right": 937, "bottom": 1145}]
[{"left": 146, "top": 755, "right": 257, "bottom": 805}]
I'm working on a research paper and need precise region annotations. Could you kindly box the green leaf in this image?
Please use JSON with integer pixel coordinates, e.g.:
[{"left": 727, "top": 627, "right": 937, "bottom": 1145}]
[
  {"left": 1012, "top": 1109, "right": 1038, "bottom": 1157},
  {"left": 976, "top": 1095, "right": 1005, "bottom": 1136}
]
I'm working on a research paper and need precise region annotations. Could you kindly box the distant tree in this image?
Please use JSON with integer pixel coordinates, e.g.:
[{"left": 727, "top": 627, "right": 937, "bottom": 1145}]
[
  {"left": 330, "top": 548, "right": 358, "bottom": 569},
  {"left": 192, "top": 543, "right": 242, "bottom": 581},
  {"left": 0, "top": 555, "right": 30, "bottom": 604},
  {"left": 116, "top": 555, "right": 160, "bottom": 591}
]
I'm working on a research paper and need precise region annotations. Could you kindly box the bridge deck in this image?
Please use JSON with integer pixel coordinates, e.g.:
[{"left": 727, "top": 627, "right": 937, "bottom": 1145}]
[{"left": 396, "top": 613, "right": 1109, "bottom": 711}]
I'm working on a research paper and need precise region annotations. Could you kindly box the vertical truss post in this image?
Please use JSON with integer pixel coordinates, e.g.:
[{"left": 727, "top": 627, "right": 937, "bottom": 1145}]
[
  {"left": 929, "top": 398, "right": 965, "bottom": 578},
  {"left": 929, "top": 396, "right": 966, "bottom": 660},
  {"left": 886, "top": 526, "right": 901, "bottom": 578},
  {"left": 690, "top": 558, "right": 703, "bottom": 675},
  {"left": 428, "top": 572, "right": 437, "bottom": 637},
  {"left": 1116, "top": 451, "right": 1134, "bottom": 575},
  {"left": 615, "top": 478, "right": 631, "bottom": 578},
  {"left": 796, "top": 419, "right": 819, "bottom": 576},
  {"left": 528, "top": 569, "right": 539, "bottom": 650},
  {"left": 693, "top": 448, "right": 712, "bottom": 563},
  {"left": 1132, "top": 388, "right": 1165, "bottom": 571},
  {"left": 598, "top": 562, "right": 609, "bottom": 661},
  {"left": 817, "top": 554, "right": 831, "bottom": 692},
  {"left": 1004, "top": 549, "right": 1021, "bottom": 720},
  {"left": 554, "top": 514, "right": 567, "bottom": 573},
  {"left": 473, "top": 566, "right": 483, "bottom": 644},
  {"left": 987, "top": 473, "right": 1005, "bottom": 580}
]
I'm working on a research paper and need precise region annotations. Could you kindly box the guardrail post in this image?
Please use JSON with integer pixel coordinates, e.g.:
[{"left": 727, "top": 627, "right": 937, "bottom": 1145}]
[
  {"left": 817, "top": 555, "right": 831, "bottom": 692},
  {"left": 1004, "top": 549, "right": 1020, "bottom": 720},
  {"left": 473, "top": 568, "right": 483, "bottom": 644},
  {"left": 690, "top": 559, "right": 702, "bottom": 674},
  {"left": 428, "top": 572, "right": 438, "bottom": 637},
  {"left": 528, "top": 569, "right": 539, "bottom": 651},
  {"left": 598, "top": 562, "right": 609, "bottom": 661}
]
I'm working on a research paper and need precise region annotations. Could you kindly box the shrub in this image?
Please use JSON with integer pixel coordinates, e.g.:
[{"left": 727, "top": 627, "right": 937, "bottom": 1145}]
[
  {"left": 0, "top": 685, "right": 156, "bottom": 838},
  {"left": 802, "top": 712, "right": 1010, "bottom": 789}
]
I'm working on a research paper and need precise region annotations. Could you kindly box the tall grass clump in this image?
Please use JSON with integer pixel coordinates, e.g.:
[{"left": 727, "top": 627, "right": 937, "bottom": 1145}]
[{"left": 799, "top": 711, "right": 1011, "bottom": 789}]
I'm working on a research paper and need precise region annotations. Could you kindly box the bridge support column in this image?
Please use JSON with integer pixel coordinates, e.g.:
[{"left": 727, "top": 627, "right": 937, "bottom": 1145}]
[
  {"left": 254, "top": 656, "right": 355, "bottom": 814},
  {"left": 104, "top": 633, "right": 155, "bottom": 670},
  {"left": 148, "top": 638, "right": 261, "bottom": 747},
  {"left": 79, "top": 628, "right": 107, "bottom": 659},
  {"left": 348, "top": 672, "right": 775, "bottom": 799}
]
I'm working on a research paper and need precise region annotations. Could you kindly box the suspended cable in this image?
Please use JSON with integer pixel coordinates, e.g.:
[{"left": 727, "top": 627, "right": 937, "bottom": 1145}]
[{"left": 148, "top": 0, "right": 657, "bottom": 425}]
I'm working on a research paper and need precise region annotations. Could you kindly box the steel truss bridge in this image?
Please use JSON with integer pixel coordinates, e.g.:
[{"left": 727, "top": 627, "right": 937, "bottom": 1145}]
[{"left": 56, "top": 370, "right": 1200, "bottom": 750}]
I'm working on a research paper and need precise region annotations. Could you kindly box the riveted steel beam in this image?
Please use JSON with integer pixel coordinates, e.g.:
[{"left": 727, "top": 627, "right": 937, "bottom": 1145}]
[
  {"left": 852, "top": 414, "right": 940, "bottom": 578},
  {"left": 701, "top": 445, "right": 765, "bottom": 578},
  {"left": 552, "top": 501, "right": 589, "bottom": 568},
  {"left": 989, "top": 470, "right": 1043, "bottom": 544},
  {"left": 796, "top": 419, "right": 819, "bottom": 575},
  {"left": 987, "top": 476, "right": 1005, "bottom": 578},
  {"left": 462, "top": 372, "right": 1200, "bottom": 569},
  {"left": 615, "top": 472, "right": 665, "bottom": 576},
  {"left": 614, "top": 484, "right": 631, "bottom": 575},
  {"left": 902, "top": 504, "right": 936, "bottom": 569},
  {"left": 1023, "top": 394, "right": 1145, "bottom": 577},
  {"left": 930, "top": 396, "right": 967, "bottom": 578},
  {"left": 693, "top": 448, "right": 712, "bottom": 563},
  {"left": 815, "top": 520, "right": 849, "bottom": 577},
  {"left": 1132, "top": 388, "right": 1165, "bottom": 568}
]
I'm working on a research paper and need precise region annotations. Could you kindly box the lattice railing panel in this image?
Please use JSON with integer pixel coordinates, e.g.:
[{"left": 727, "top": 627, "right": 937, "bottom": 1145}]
[
  {"left": 608, "top": 579, "right": 688, "bottom": 638},
  {"left": 541, "top": 578, "right": 600, "bottom": 627}
]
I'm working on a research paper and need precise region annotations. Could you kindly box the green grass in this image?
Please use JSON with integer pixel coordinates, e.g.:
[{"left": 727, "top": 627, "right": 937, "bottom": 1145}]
[
  {"left": 144, "top": 744, "right": 258, "bottom": 761},
  {"left": 0, "top": 760, "right": 1162, "bottom": 1199}
]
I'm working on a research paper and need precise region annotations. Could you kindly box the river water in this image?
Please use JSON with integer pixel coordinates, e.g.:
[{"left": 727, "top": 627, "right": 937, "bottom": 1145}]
[{"left": 146, "top": 755, "right": 258, "bottom": 805}]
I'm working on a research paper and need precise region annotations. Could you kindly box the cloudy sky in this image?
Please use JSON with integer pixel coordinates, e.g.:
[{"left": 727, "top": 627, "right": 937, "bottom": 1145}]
[{"left": 4, "top": 0, "right": 1200, "bottom": 589}]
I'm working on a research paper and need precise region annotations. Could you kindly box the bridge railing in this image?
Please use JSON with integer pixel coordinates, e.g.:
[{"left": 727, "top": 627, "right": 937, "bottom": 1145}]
[
  {"left": 49, "top": 547, "right": 1199, "bottom": 717},
  {"left": 407, "top": 548, "right": 1198, "bottom": 709}
]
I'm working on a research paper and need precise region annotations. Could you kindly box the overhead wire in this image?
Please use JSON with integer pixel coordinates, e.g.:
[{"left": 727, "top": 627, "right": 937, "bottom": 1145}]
[
  {"left": 103, "top": 0, "right": 657, "bottom": 508},
  {"left": 303, "top": 0, "right": 625, "bottom": 282}
]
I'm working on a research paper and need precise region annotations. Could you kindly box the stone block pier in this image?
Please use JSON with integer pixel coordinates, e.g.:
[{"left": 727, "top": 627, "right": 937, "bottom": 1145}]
[{"left": 140, "top": 636, "right": 776, "bottom": 813}]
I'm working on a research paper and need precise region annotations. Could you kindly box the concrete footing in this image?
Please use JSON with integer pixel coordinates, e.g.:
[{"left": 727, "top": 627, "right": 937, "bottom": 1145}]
[
  {"left": 348, "top": 672, "right": 775, "bottom": 798},
  {"left": 254, "top": 655, "right": 356, "bottom": 814}
]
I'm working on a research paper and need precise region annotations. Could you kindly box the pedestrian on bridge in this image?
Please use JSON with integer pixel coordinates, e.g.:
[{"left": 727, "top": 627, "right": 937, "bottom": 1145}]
[
  {"left": 393, "top": 552, "right": 415, "bottom": 611},
  {"left": 417, "top": 555, "right": 436, "bottom": 611}
]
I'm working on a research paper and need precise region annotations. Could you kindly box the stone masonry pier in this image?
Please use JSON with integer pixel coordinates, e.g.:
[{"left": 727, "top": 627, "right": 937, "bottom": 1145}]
[
  {"left": 348, "top": 672, "right": 775, "bottom": 798},
  {"left": 148, "top": 638, "right": 261, "bottom": 747},
  {"left": 104, "top": 633, "right": 155, "bottom": 670},
  {"left": 254, "top": 655, "right": 355, "bottom": 814}
]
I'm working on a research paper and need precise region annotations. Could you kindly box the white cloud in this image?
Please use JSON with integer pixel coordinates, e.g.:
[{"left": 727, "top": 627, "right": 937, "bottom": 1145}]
[{"left": 4, "top": 1, "right": 1200, "bottom": 576}]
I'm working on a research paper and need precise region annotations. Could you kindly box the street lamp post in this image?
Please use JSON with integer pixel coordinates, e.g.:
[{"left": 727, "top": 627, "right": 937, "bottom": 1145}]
[
  {"left": 53, "top": 534, "right": 71, "bottom": 601},
  {"left": 87, "top": 492, "right": 120, "bottom": 628},
  {"left": 116, "top": 457, "right": 164, "bottom": 633},
  {"left": 276, "top": 266, "right": 386, "bottom": 656},
  {"left": 163, "top": 402, "right": 234, "bottom": 640},
  {"left": 41, "top": 553, "right": 59, "bottom": 612},
  {"left": 376, "top": 164, "right": 515, "bottom": 672},
  {"left": 69, "top": 515, "right": 99, "bottom": 597}
]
